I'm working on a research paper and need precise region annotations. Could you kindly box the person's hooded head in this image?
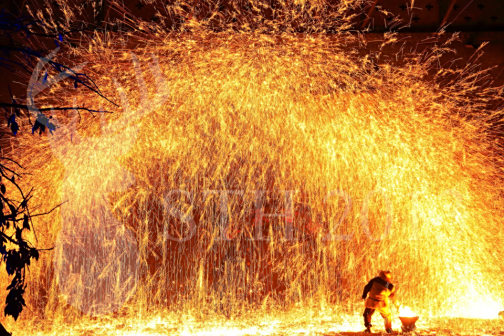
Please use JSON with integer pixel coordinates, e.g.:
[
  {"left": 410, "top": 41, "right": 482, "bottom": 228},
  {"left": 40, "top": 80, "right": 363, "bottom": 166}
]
[{"left": 379, "top": 270, "right": 392, "bottom": 282}]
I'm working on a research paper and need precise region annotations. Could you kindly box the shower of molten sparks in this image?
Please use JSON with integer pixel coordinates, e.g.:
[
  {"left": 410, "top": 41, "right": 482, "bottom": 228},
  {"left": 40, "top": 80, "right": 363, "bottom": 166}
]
[{"left": 3, "top": 0, "right": 504, "bottom": 334}]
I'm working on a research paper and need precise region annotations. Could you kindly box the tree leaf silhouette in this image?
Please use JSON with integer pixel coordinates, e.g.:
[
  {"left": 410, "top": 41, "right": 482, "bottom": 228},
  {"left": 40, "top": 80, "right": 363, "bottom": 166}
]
[
  {"left": 22, "top": 215, "right": 29, "bottom": 231},
  {"left": 7, "top": 204, "right": 15, "bottom": 218},
  {"left": 7, "top": 115, "right": 18, "bottom": 135}
]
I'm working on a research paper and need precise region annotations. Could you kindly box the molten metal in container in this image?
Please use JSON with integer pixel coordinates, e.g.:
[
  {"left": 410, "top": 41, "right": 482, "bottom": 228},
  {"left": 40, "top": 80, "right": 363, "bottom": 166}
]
[
  {"left": 399, "top": 306, "right": 419, "bottom": 332},
  {"left": 399, "top": 315, "right": 419, "bottom": 332}
]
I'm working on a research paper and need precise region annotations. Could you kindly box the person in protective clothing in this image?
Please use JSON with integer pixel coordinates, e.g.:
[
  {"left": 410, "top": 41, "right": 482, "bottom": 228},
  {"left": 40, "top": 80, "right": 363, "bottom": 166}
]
[{"left": 362, "top": 270, "right": 395, "bottom": 333}]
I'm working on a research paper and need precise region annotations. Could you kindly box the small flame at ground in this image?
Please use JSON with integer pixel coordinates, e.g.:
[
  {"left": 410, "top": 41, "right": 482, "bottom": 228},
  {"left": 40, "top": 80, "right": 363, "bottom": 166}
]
[{"left": 399, "top": 306, "right": 417, "bottom": 318}]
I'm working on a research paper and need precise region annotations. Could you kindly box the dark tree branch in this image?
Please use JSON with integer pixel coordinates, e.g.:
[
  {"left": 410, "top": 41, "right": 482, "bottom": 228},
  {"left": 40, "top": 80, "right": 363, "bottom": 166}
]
[
  {"left": 0, "top": 45, "right": 118, "bottom": 108},
  {"left": 0, "top": 158, "right": 24, "bottom": 170},
  {"left": 28, "top": 201, "right": 66, "bottom": 219},
  {"left": 0, "top": 103, "right": 112, "bottom": 115}
]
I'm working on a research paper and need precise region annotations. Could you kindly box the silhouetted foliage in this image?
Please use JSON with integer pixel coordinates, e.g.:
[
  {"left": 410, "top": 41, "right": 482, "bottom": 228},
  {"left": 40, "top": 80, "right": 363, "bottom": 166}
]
[
  {"left": 0, "top": 9, "right": 115, "bottom": 137},
  {"left": 0, "top": 157, "right": 44, "bottom": 321},
  {"left": 0, "top": 7, "right": 115, "bottom": 333}
]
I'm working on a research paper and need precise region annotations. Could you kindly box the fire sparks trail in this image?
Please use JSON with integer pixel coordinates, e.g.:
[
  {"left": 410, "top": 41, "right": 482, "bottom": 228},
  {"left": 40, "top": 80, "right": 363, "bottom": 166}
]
[{"left": 3, "top": 0, "right": 504, "bottom": 334}]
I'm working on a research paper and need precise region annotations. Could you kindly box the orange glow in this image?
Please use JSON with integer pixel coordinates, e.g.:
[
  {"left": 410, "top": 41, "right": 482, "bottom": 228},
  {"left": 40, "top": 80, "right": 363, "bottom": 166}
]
[{"left": 3, "top": 0, "right": 504, "bottom": 334}]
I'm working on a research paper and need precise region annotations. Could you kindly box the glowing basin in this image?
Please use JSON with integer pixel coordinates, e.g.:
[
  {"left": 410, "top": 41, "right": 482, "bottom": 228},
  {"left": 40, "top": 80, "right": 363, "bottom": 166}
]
[
  {"left": 399, "top": 316, "right": 419, "bottom": 332},
  {"left": 399, "top": 306, "right": 419, "bottom": 332}
]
